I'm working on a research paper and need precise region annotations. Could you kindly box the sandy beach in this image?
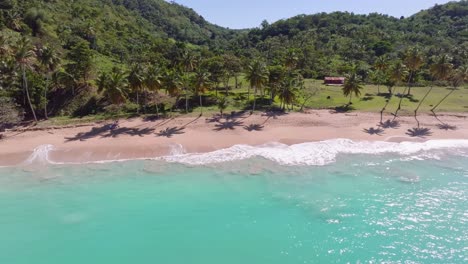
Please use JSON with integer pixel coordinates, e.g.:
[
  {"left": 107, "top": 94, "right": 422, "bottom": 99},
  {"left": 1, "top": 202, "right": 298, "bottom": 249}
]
[{"left": 1, "top": 110, "right": 467, "bottom": 166}]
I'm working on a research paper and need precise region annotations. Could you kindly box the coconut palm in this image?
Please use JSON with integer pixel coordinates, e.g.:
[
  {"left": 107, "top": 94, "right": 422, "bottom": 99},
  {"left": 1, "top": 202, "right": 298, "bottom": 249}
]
[
  {"left": 180, "top": 49, "right": 196, "bottom": 113},
  {"left": 217, "top": 97, "right": 228, "bottom": 119},
  {"left": 97, "top": 69, "right": 128, "bottom": 105},
  {"left": 342, "top": 72, "right": 363, "bottom": 104},
  {"left": 413, "top": 55, "right": 453, "bottom": 127},
  {"left": 128, "top": 63, "right": 145, "bottom": 113},
  {"left": 36, "top": 45, "right": 60, "bottom": 119},
  {"left": 431, "top": 65, "right": 468, "bottom": 113},
  {"left": 13, "top": 37, "right": 37, "bottom": 122},
  {"left": 144, "top": 65, "right": 163, "bottom": 115},
  {"left": 374, "top": 55, "right": 389, "bottom": 94},
  {"left": 245, "top": 59, "right": 269, "bottom": 113},
  {"left": 192, "top": 68, "right": 211, "bottom": 115},
  {"left": 403, "top": 48, "right": 424, "bottom": 96},
  {"left": 389, "top": 61, "right": 409, "bottom": 120},
  {"left": 161, "top": 70, "right": 183, "bottom": 112}
]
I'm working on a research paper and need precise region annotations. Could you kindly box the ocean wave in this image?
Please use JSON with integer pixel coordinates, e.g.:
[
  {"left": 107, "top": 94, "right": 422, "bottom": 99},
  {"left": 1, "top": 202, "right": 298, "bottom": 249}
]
[
  {"left": 19, "top": 139, "right": 468, "bottom": 167},
  {"left": 163, "top": 139, "right": 468, "bottom": 166}
]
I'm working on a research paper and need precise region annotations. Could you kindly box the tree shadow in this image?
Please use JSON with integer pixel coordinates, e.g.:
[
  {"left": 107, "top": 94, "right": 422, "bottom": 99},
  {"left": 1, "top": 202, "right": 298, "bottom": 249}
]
[
  {"left": 65, "top": 125, "right": 156, "bottom": 141},
  {"left": 104, "top": 127, "right": 156, "bottom": 138},
  {"left": 379, "top": 119, "right": 401, "bottom": 129},
  {"left": 156, "top": 126, "right": 185, "bottom": 138},
  {"left": 331, "top": 105, "right": 355, "bottom": 113},
  {"left": 406, "top": 127, "right": 433, "bottom": 138},
  {"left": 361, "top": 96, "right": 374, "bottom": 101},
  {"left": 363, "top": 127, "right": 385, "bottom": 136},
  {"left": 244, "top": 124, "right": 264, "bottom": 132},
  {"left": 437, "top": 123, "right": 457, "bottom": 131},
  {"left": 213, "top": 120, "right": 244, "bottom": 131}
]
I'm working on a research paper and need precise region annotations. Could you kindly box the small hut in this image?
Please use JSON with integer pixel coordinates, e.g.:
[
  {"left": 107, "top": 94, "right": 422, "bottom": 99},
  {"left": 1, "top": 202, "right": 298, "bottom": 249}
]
[{"left": 324, "top": 77, "right": 345, "bottom": 86}]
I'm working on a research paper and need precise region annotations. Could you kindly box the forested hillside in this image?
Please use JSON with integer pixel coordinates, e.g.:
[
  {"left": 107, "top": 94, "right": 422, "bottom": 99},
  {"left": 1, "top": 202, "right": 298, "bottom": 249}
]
[{"left": 0, "top": 0, "right": 467, "bottom": 126}]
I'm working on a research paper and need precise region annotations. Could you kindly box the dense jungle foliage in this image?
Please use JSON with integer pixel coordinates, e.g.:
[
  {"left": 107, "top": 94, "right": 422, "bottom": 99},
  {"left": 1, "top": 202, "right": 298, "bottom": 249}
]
[{"left": 0, "top": 0, "right": 467, "bottom": 126}]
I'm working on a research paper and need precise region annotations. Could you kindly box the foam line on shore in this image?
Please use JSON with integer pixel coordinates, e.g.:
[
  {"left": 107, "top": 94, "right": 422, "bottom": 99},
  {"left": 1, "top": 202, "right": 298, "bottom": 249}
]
[{"left": 16, "top": 139, "right": 468, "bottom": 167}]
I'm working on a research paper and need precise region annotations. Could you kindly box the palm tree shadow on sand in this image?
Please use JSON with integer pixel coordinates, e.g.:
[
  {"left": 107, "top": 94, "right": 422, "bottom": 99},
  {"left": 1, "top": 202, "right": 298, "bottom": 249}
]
[
  {"left": 156, "top": 126, "right": 185, "bottom": 138},
  {"left": 213, "top": 120, "right": 244, "bottom": 131},
  {"left": 244, "top": 124, "right": 264, "bottom": 132},
  {"left": 363, "top": 127, "right": 385, "bottom": 136},
  {"left": 406, "top": 127, "right": 433, "bottom": 138},
  {"left": 437, "top": 123, "right": 457, "bottom": 131},
  {"left": 379, "top": 119, "right": 401, "bottom": 129}
]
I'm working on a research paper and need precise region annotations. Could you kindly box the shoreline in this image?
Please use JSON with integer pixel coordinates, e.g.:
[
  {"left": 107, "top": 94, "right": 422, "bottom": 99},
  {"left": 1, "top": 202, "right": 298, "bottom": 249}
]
[{"left": 1, "top": 110, "right": 467, "bottom": 167}]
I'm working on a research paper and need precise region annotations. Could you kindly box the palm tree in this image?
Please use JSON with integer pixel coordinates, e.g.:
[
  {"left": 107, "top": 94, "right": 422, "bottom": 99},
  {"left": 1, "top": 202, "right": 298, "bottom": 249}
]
[
  {"left": 373, "top": 55, "right": 389, "bottom": 94},
  {"left": 192, "top": 68, "right": 211, "bottom": 115},
  {"left": 128, "top": 63, "right": 145, "bottom": 113},
  {"left": 97, "top": 69, "right": 128, "bottom": 105},
  {"left": 144, "top": 65, "right": 162, "bottom": 116},
  {"left": 342, "top": 72, "right": 363, "bottom": 104},
  {"left": 245, "top": 59, "right": 269, "bottom": 113},
  {"left": 390, "top": 61, "right": 409, "bottom": 120},
  {"left": 403, "top": 48, "right": 424, "bottom": 96},
  {"left": 14, "top": 37, "right": 37, "bottom": 122},
  {"left": 413, "top": 55, "right": 453, "bottom": 127},
  {"left": 180, "top": 49, "right": 196, "bottom": 113},
  {"left": 36, "top": 45, "right": 60, "bottom": 119},
  {"left": 431, "top": 65, "right": 468, "bottom": 113},
  {"left": 161, "top": 70, "right": 183, "bottom": 113},
  {"left": 217, "top": 97, "right": 228, "bottom": 119}
]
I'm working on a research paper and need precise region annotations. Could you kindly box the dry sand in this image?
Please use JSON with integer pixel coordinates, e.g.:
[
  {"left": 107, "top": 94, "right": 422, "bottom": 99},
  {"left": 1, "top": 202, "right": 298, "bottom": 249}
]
[{"left": 1, "top": 110, "right": 467, "bottom": 166}]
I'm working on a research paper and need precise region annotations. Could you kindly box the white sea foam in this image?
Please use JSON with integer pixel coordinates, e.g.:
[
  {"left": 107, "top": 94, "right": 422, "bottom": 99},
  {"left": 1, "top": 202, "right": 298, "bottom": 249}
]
[
  {"left": 162, "top": 139, "right": 468, "bottom": 166},
  {"left": 17, "top": 139, "right": 468, "bottom": 167},
  {"left": 23, "top": 144, "right": 56, "bottom": 165}
]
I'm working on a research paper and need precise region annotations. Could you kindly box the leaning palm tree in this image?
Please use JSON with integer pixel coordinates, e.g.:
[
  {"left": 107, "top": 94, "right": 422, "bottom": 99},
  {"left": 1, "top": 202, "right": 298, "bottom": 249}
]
[
  {"left": 245, "top": 59, "right": 269, "bottom": 113},
  {"left": 13, "top": 37, "right": 37, "bottom": 122},
  {"left": 36, "top": 45, "right": 60, "bottom": 119},
  {"left": 192, "top": 68, "right": 211, "bottom": 115},
  {"left": 390, "top": 61, "right": 409, "bottom": 120},
  {"left": 342, "top": 72, "right": 363, "bottom": 104},
  {"left": 413, "top": 55, "right": 453, "bottom": 127},
  {"left": 431, "top": 65, "right": 468, "bottom": 114},
  {"left": 128, "top": 63, "right": 145, "bottom": 113}
]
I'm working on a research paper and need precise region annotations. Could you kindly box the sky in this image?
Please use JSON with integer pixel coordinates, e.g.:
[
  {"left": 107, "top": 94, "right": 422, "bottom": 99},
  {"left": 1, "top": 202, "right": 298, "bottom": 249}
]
[{"left": 169, "top": 0, "right": 455, "bottom": 29}]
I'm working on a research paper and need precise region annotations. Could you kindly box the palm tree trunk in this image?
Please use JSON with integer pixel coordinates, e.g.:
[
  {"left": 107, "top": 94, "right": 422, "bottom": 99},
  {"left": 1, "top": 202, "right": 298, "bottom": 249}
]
[
  {"left": 252, "top": 86, "right": 257, "bottom": 113},
  {"left": 23, "top": 67, "right": 37, "bottom": 122},
  {"left": 431, "top": 88, "right": 456, "bottom": 113},
  {"left": 413, "top": 80, "right": 434, "bottom": 128},
  {"left": 199, "top": 94, "right": 203, "bottom": 115},
  {"left": 44, "top": 74, "right": 49, "bottom": 120},
  {"left": 136, "top": 90, "right": 139, "bottom": 114},
  {"left": 377, "top": 84, "right": 380, "bottom": 95},
  {"left": 185, "top": 88, "right": 189, "bottom": 113},
  {"left": 393, "top": 72, "right": 413, "bottom": 120}
]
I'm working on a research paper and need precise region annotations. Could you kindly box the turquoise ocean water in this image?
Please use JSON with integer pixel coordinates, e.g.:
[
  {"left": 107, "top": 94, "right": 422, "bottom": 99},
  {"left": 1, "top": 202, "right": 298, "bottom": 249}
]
[{"left": 0, "top": 140, "right": 467, "bottom": 263}]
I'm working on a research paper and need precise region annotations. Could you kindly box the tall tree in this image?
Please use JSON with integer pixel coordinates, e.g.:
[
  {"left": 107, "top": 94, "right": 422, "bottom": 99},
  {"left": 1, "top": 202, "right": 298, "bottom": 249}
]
[
  {"left": 128, "top": 63, "right": 145, "bottom": 113},
  {"left": 390, "top": 61, "right": 409, "bottom": 120},
  {"left": 403, "top": 48, "right": 424, "bottom": 96},
  {"left": 144, "top": 65, "right": 162, "bottom": 115},
  {"left": 373, "top": 55, "right": 389, "bottom": 94},
  {"left": 66, "top": 40, "right": 93, "bottom": 94},
  {"left": 97, "top": 68, "right": 128, "bottom": 105},
  {"left": 245, "top": 59, "right": 269, "bottom": 113},
  {"left": 342, "top": 72, "right": 363, "bottom": 104},
  {"left": 13, "top": 37, "right": 37, "bottom": 121},
  {"left": 191, "top": 68, "right": 211, "bottom": 115},
  {"left": 36, "top": 45, "right": 60, "bottom": 119}
]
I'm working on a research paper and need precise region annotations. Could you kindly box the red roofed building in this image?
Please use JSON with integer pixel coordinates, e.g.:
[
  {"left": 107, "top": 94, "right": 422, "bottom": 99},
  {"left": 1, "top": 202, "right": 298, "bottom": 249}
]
[{"left": 324, "top": 77, "right": 345, "bottom": 85}]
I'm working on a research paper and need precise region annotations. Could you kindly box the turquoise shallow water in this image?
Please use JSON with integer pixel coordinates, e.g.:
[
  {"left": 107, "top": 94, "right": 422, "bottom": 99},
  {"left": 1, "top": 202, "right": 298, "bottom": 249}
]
[{"left": 0, "top": 152, "right": 467, "bottom": 263}]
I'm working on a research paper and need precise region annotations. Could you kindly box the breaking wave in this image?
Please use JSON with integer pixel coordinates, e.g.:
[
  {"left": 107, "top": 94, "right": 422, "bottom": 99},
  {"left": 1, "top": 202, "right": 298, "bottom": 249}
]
[{"left": 19, "top": 139, "right": 468, "bottom": 167}]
